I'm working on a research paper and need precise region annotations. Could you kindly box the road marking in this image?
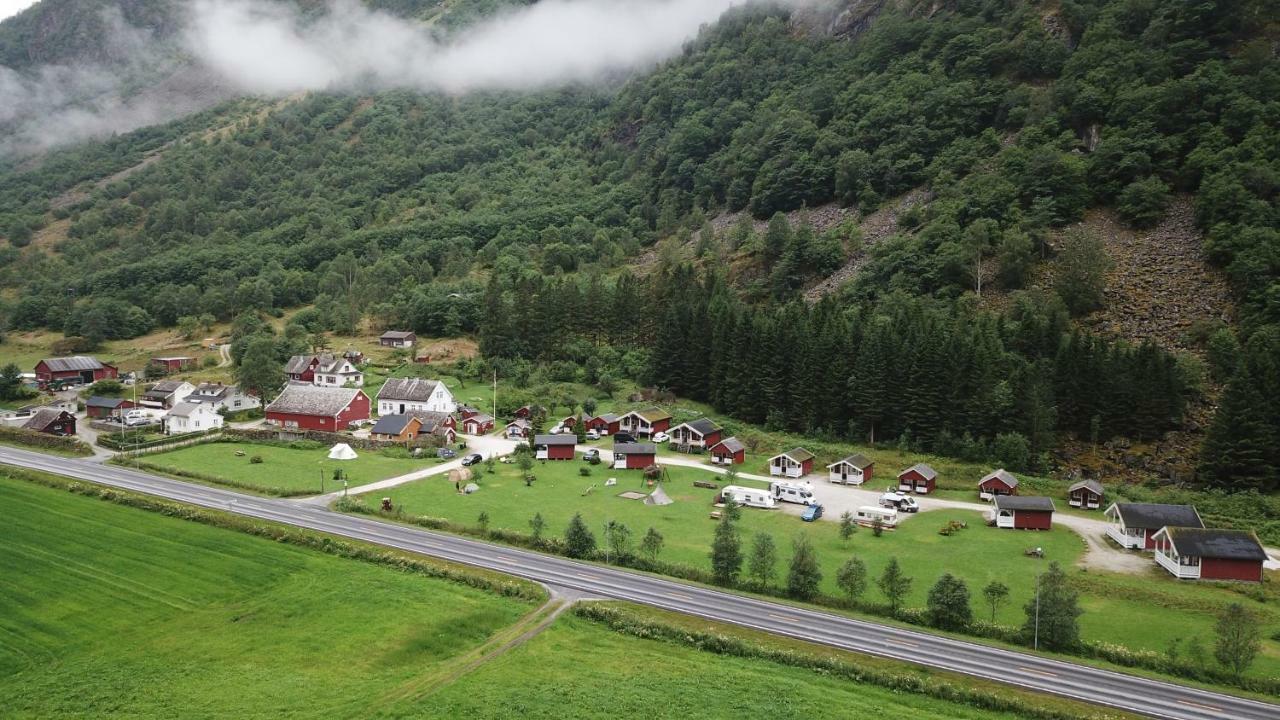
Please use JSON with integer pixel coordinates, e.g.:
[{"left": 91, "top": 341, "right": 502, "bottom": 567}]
[
  {"left": 575, "top": 572, "right": 601, "bottom": 581},
  {"left": 1018, "top": 666, "right": 1058, "bottom": 678},
  {"left": 894, "top": 639, "right": 919, "bottom": 648},
  {"left": 665, "top": 591, "right": 693, "bottom": 601},
  {"left": 495, "top": 556, "right": 517, "bottom": 564},
  {"left": 767, "top": 613, "right": 798, "bottom": 623},
  {"left": 1176, "top": 700, "right": 1221, "bottom": 713}
]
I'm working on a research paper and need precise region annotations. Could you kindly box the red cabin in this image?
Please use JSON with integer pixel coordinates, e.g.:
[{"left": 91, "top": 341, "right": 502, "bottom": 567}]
[
  {"left": 769, "top": 448, "right": 814, "bottom": 479},
  {"left": 461, "top": 413, "right": 495, "bottom": 435},
  {"left": 978, "top": 469, "right": 1019, "bottom": 500},
  {"left": 897, "top": 463, "right": 936, "bottom": 494},
  {"left": 265, "top": 385, "right": 369, "bottom": 432},
  {"left": 993, "top": 496, "right": 1054, "bottom": 530},
  {"left": 1152, "top": 527, "right": 1266, "bottom": 583},
  {"left": 584, "top": 413, "right": 620, "bottom": 435},
  {"left": 22, "top": 408, "right": 77, "bottom": 436},
  {"left": 1104, "top": 503, "right": 1203, "bottom": 550},
  {"left": 668, "top": 418, "right": 723, "bottom": 450},
  {"left": 85, "top": 396, "right": 136, "bottom": 419},
  {"left": 708, "top": 436, "right": 745, "bottom": 465},
  {"left": 150, "top": 356, "right": 195, "bottom": 373},
  {"left": 612, "top": 442, "right": 656, "bottom": 470},
  {"left": 534, "top": 434, "right": 576, "bottom": 460},
  {"left": 34, "top": 356, "right": 117, "bottom": 388}
]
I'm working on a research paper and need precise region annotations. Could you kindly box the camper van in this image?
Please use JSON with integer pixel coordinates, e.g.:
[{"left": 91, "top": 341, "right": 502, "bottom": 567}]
[
  {"left": 855, "top": 505, "right": 899, "bottom": 528},
  {"left": 879, "top": 491, "right": 920, "bottom": 513},
  {"left": 721, "top": 485, "right": 776, "bottom": 509},
  {"left": 770, "top": 480, "right": 817, "bottom": 506}
]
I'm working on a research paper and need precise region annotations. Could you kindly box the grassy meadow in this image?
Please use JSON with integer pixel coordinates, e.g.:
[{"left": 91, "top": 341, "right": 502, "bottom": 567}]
[
  {"left": 0, "top": 475, "right": 533, "bottom": 717},
  {"left": 137, "top": 441, "right": 437, "bottom": 494}
]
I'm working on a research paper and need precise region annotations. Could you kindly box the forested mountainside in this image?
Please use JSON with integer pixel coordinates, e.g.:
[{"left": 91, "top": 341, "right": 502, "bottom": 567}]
[{"left": 0, "top": 0, "right": 1277, "bottom": 487}]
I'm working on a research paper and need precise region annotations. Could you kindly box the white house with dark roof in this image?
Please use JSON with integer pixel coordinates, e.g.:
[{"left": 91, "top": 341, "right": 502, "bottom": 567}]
[
  {"left": 164, "top": 402, "right": 223, "bottom": 435},
  {"left": 284, "top": 354, "right": 363, "bottom": 387},
  {"left": 377, "top": 377, "right": 455, "bottom": 416},
  {"left": 187, "top": 383, "right": 260, "bottom": 412},
  {"left": 140, "top": 380, "right": 195, "bottom": 409}
]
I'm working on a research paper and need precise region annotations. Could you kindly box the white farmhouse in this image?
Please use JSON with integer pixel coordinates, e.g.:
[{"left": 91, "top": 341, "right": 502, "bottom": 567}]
[
  {"left": 165, "top": 402, "right": 224, "bottom": 435},
  {"left": 376, "top": 377, "right": 455, "bottom": 416}
]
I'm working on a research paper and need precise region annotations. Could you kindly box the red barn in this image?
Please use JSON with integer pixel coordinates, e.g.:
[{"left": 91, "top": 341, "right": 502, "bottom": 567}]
[
  {"left": 534, "top": 434, "right": 576, "bottom": 460},
  {"left": 612, "top": 442, "right": 656, "bottom": 470},
  {"left": 150, "top": 356, "right": 195, "bottom": 373},
  {"left": 769, "top": 448, "right": 814, "bottom": 478},
  {"left": 1104, "top": 503, "right": 1203, "bottom": 550},
  {"left": 668, "top": 418, "right": 722, "bottom": 450},
  {"left": 1152, "top": 527, "right": 1267, "bottom": 583},
  {"left": 897, "top": 463, "right": 936, "bottom": 494},
  {"left": 978, "top": 469, "right": 1019, "bottom": 500},
  {"left": 22, "top": 408, "right": 77, "bottom": 436},
  {"left": 265, "top": 385, "right": 369, "bottom": 432},
  {"left": 993, "top": 496, "right": 1054, "bottom": 530},
  {"left": 584, "top": 413, "right": 620, "bottom": 435},
  {"left": 34, "top": 356, "right": 117, "bottom": 388},
  {"left": 709, "top": 436, "right": 745, "bottom": 465}
]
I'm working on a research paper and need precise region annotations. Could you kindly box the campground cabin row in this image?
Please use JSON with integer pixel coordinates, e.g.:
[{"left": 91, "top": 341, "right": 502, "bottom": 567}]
[
  {"left": 1105, "top": 503, "right": 1204, "bottom": 550},
  {"left": 34, "top": 356, "right": 117, "bottom": 388}
]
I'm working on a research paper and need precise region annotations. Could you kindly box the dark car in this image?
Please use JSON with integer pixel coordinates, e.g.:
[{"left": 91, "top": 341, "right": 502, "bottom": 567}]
[
  {"left": 438, "top": 448, "right": 457, "bottom": 460},
  {"left": 582, "top": 449, "right": 600, "bottom": 462},
  {"left": 613, "top": 432, "right": 637, "bottom": 444},
  {"left": 460, "top": 453, "right": 483, "bottom": 466},
  {"left": 801, "top": 503, "right": 824, "bottom": 522}
]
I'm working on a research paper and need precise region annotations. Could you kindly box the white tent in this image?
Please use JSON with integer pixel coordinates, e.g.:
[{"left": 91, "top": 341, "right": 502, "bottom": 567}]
[
  {"left": 645, "top": 485, "right": 673, "bottom": 506},
  {"left": 328, "top": 443, "right": 358, "bottom": 460}
]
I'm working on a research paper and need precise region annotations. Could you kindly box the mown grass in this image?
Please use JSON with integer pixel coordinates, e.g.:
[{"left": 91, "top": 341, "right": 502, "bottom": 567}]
[
  {"left": 138, "top": 440, "right": 432, "bottom": 494},
  {"left": 370, "top": 459, "right": 1280, "bottom": 678},
  {"left": 0, "top": 475, "right": 531, "bottom": 717}
]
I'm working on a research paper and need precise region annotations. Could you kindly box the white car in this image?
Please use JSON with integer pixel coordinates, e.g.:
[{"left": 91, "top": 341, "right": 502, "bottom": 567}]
[
  {"left": 585, "top": 430, "right": 600, "bottom": 441},
  {"left": 652, "top": 431, "right": 669, "bottom": 443},
  {"left": 549, "top": 425, "right": 563, "bottom": 435}
]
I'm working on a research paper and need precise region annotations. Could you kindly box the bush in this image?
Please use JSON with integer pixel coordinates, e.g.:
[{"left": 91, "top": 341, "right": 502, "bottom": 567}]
[
  {"left": 1116, "top": 176, "right": 1170, "bottom": 228},
  {"left": 579, "top": 466, "right": 591, "bottom": 476},
  {"left": 0, "top": 425, "right": 93, "bottom": 456},
  {"left": 249, "top": 455, "right": 264, "bottom": 464}
]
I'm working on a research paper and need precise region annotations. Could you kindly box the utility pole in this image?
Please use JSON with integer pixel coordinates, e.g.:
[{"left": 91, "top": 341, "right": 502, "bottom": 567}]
[
  {"left": 492, "top": 370, "right": 497, "bottom": 423},
  {"left": 1033, "top": 573, "right": 1041, "bottom": 651}
]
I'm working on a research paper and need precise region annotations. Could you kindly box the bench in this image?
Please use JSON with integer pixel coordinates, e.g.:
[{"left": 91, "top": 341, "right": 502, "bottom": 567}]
[{"left": 694, "top": 480, "right": 718, "bottom": 489}]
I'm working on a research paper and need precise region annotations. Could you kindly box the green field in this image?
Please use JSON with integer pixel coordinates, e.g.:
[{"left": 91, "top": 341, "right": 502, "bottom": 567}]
[
  {"left": 367, "top": 459, "right": 1280, "bottom": 677},
  {"left": 139, "top": 441, "right": 437, "bottom": 494},
  {"left": 0, "top": 475, "right": 533, "bottom": 717},
  {"left": 411, "top": 611, "right": 1027, "bottom": 720}
]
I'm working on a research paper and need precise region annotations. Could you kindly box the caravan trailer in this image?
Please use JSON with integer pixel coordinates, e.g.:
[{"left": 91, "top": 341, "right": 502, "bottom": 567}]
[
  {"left": 770, "top": 480, "right": 817, "bottom": 506},
  {"left": 721, "top": 485, "right": 776, "bottom": 509},
  {"left": 855, "top": 505, "right": 899, "bottom": 528}
]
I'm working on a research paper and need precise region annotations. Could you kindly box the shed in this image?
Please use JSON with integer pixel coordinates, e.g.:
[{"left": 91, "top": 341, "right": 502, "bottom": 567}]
[
  {"left": 534, "top": 434, "right": 576, "bottom": 460},
  {"left": 613, "top": 442, "right": 657, "bottom": 470},
  {"left": 897, "top": 463, "right": 937, "bottom": 494},
  {"left": 708, "top": 436, "right": 745, "bottom": 465},
  {"left": 978, "top": 469, "right": 1018, "bottom": 500},
  {"left": 769, "top": 448, "right": 814, "bottom": 478},
  {"left": 1067, "top": 478, "right": 1104, "bottom": 510},
  {"left": 827, "top": 453, "right": 873, "bottom": 486},
  {"left": 993, "top": 496, "right": 1055, "bottom": 530}
]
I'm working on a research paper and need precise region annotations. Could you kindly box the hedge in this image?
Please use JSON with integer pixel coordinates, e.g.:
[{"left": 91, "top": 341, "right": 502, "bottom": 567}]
[
  {"left": 3, "top": 467, "right": 544, "bottom": 603},
  {"left": 114, "top": 457, "right": 318, "bottom": 498},
  {"left": 98, "top": 429, "right": 218, "bottom": 452},
  {"left": 0, "top": 425, "right": 93, "bottom": 455}
]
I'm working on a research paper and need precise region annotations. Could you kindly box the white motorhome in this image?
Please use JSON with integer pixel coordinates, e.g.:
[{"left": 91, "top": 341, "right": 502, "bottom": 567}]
[
  {"left": 855, "top": 505, "right": 899, "bottom": 528},
  {"left": 879, "top": 491, "right": 920, "bottom": 513},
  {"left": 721, "top": 485, "right": 776, "bottom": 509},
  {"left": 770, "top": 480, "right": 817, "bottom": 506}
]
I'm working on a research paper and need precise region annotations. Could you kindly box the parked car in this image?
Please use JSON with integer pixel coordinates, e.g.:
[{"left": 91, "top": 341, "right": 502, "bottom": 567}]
[
  {"left": 549, "top": 425, "right": 563, "bottom": 435},
  {"left": 585, "top": 430, "right": 600, "bottom": 441},
  {"left": 801, "top": 503, "right": 824, "bottom": 522},
  {"left": 460, "top": 453, "right": 483, "bottom": 466},
  {"left": 613, "top": 432, "right": 637, "bottom": 444},
  {"left": 100, "top": 416, "right": 124, "bottom": 425},
  {"left": 652, "top": 431, "right": 669, "bottom": 443},
  {"left": 582, "top": 449, "right": 600, "bottom": 462},
  {"left": 437, "top": 448, "right": 457, "bottom": 460},
  {"left": 124, "top": 416, "right": 154, "bottom": 427},
  {"left": 879, "top": 491, "right": 920, "bottom": 513}
]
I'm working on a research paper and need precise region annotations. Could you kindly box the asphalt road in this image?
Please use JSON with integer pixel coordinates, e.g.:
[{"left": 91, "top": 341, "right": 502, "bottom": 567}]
[{"left": 2, "top": 446, "right": 1276, "bottom": 720}]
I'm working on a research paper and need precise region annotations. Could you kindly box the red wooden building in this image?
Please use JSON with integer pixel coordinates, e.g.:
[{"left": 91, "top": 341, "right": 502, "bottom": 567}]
[
  {"left": 897, "top": 463, "right": 936, "bottom": 494},
  {"left": 34, "top": 356, "right": 117, "bottom": 388},
  {"left": 978, "top": 469, "right": 1019, "bottom": 500},
  {"left": 1152, "top": 527, "right": 1267, "bottom": 582},
  {"left": 461, "top": 413, "right": 495, "bottom": 435},
  {"left": 150, "top": 356, "right": 196, "bottom": 373},
  {"left": 22, "top": 408, "right": 77, "bottom": 436},
  {"left": 618, "top": 408, "right": 672, "bottom": 438},
  {"left": 1104, "top": 503, "right": 1203, "bottom": 550},
  {"left": 827, "top": 453, "right": 874, "bottom": 486},
  {"left": 1067, "top": 478, "right": 1104, "bottom": 510},
  {"left": 534, "top": 434, "right": 576, "bottom": 460},
  {"left": 265, "top": 385, "right": 370, "bottom": 432},
  {"left": 668, "top": 418, "right": 723, "bottom": 450},
  {"left": 612, "top": 442, "right": 656, "bottom": 470},
  {"left": 993, "top": 496, "right": 1055, "bottom": 530},
  {"left": 584, "top": 413, "right": 620, "bottom": 435},
  {"left": 708, "top": 436, "right": 745, "bottom": 465},
  {"left": 505, "top": 418, "right": 531, "bottom": 439},
  {"left": 85, "top": 396, "right": 136, "bottom": 419}
]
